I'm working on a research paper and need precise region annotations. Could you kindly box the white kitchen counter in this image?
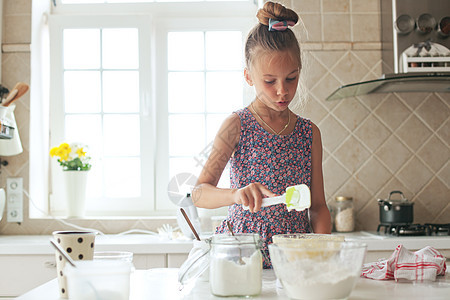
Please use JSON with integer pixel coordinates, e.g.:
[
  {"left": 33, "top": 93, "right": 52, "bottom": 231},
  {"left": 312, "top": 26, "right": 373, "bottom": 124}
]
[
  {"left": 16, "top": 268, "right": 450, "bottom": 300},
  {"left": 3, "top": 232, "right": 449, "bottom": 298}
]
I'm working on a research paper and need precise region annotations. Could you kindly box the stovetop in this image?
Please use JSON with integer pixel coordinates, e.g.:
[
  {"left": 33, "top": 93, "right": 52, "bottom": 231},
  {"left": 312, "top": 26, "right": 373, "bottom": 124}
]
[{"left": 377, "top": 223, "right": 450, "bottom": 236}]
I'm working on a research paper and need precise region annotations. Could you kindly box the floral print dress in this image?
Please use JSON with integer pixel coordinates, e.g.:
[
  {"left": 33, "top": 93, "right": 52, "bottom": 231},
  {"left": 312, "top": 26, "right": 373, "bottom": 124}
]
[{"left": 216, "top": 107, "right": 313, "bottom": 268}]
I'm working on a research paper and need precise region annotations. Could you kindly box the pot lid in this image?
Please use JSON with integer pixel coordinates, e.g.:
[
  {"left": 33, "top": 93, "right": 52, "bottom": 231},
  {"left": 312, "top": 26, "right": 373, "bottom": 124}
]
[
  {"left": 377, "top": 190, "right": 413, "bottom": 205},
  {"left": 378, "top": 199, "right": 414, "bottom": 206}
]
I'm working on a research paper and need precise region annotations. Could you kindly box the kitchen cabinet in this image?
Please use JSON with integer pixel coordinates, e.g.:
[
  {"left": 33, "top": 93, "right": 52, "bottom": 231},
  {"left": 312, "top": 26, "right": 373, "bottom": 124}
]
[{"left": 0, "top": 254, "right": 55, "bottom": 298}]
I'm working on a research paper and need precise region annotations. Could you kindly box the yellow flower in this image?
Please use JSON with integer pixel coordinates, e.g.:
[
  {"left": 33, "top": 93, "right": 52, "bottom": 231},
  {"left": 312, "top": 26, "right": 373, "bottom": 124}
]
[
  {"left": 60, "top": 143, "right": 70, "bottom": 151},
  {"left": 76, "top": 147, "right": 86, "bottom": 158},
  {"left": 60, "top": 152, "right": 70, "bottom": 161},
  {"left": 49, "top": 144, "right": 70, "bottom": 160},
  {"left": 50, "top": 142, "right": 91, "bottom": 171},
  {"left": 49, "top": 147, "right": 58, "bottom": 157}
]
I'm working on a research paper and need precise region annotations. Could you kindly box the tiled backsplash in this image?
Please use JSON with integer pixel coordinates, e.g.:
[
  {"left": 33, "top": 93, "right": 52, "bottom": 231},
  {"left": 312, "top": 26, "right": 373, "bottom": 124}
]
[{"left": 0, "top": 0, "right": 448, "bottom": 234}]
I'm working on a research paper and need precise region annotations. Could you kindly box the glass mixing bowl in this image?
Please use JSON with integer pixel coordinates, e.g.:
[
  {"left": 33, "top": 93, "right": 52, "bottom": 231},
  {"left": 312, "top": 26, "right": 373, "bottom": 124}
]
[
  {"left": 269, "top": 240, "right": 367, "bottom": 300},
  {"left": 272, "top": 233, "right": 345, "bottom": 245}
]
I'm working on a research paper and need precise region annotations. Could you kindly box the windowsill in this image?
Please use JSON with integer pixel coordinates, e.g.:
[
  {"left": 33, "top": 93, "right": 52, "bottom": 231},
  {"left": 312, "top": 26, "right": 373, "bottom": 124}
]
[
  {"left": 28, "top": 215, "right": 178, "bottom": 221},
  {"left": 22, "top": 214, "right": 184, "bottom": 237}
]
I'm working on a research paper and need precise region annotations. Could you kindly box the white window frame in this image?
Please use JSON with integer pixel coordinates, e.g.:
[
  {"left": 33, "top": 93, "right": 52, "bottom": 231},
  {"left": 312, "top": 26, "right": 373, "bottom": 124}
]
[
  {"left": 49, "top": 14, "right": 154, "bottom": 216},
  {"left": 45, "top": 1, "right": 256, "bottom": 217}
]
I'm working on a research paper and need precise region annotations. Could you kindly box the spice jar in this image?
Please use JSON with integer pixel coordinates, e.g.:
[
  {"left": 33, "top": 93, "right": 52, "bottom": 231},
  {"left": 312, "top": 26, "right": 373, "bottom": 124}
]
[
  {"left": 333, "top": 196, "right": 355, "bottom": 232},
  {"left": 209, "top": 233, "right": 262, "bottom": 297}
]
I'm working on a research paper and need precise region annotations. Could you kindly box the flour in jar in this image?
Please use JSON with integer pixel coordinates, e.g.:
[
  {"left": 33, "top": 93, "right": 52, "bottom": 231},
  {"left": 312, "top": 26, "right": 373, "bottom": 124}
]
[
  {"left": 277, "top": 259, "right": 357, "bottom": 300},
  {"left": 335, "top": 207, "right": 355, "bottom": 232},
  {"left": 209, "top": 250, "right": 262, "bottom": 296}
]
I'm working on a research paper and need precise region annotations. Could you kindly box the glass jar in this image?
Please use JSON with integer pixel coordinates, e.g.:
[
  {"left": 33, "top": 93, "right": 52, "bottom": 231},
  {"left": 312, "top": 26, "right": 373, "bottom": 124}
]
[
  {"left": 333, "top": 196, "right": 355, "bottom": 232},
  {"left": 178, "top": 238, "right": 211, "bottom": 288},
  {"left": 209, "top": 233, "right": 262, "bottom": 297}
]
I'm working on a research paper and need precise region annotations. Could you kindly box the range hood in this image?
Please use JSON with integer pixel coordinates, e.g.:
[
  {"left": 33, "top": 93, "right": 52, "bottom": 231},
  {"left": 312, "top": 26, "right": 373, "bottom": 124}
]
[{"left": 327, "top": 0, "right": 450, "bottom": 100}]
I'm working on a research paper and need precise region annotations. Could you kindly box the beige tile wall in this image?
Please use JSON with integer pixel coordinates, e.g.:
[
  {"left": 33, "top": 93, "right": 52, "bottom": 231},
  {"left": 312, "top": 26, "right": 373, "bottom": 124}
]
[{"left": 0, "top": 0, "right": 448, "bottom": 235}]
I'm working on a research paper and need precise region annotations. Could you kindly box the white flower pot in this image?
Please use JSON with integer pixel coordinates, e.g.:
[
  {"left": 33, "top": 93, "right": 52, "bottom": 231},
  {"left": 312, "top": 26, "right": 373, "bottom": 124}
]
[{"left": 63, "top": 170, "right": 89, "bottom": 217}]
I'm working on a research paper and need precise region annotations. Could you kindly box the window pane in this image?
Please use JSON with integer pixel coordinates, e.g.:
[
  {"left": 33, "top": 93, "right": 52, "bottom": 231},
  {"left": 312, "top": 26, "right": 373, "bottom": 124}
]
[
  {"left": 103, "top": 71, "right": 140, "bottom": 113},
  {"left": 206, "top": 71, "right": 243, "bottom": 113},
  {"left": 168, "top": 32, "right": 204, "bottom": 71},
  {"left": 103, "top": 115, "right": 140, "bottom": 156},
  {"left": 169, "top": 114, "right": 205, "bottom": 156},
  {"left": 86, "top": 163, "right": 102, "bottom": 198},
  {"left": 64, "top": 71, "right": 101, "bottom": 113},
  {"left": 102, "top": 28, "right": 139, "bottom": 69},
  {"left": 169, "top": 157, "right": 202, "bottom": 184},
  {"left": 206, "top": 31, "right": 242, "bottom": 70},
  {"left": 65, "top": 115, "right": 103, "bottom": 159},
  {"left": 168, "top": 72, "right": 204, "bottom": 113},
  {"left": 64, "top": 29, "right": 100, "bottom": 69},
  {"left": 104, "top": 157, "right": 141, "bottom": 198}
]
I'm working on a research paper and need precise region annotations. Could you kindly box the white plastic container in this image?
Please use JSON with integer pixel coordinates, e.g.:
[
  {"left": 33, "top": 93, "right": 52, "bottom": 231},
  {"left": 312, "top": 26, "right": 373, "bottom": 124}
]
[{"left": 65, "top": 260, "right": 132, "bottom": 300}]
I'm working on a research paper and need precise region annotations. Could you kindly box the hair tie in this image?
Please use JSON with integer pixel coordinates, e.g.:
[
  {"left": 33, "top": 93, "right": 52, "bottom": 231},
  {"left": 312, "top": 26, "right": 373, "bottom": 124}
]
[{"left": 268, "top": 19, "right": 295, "bottom": 31}]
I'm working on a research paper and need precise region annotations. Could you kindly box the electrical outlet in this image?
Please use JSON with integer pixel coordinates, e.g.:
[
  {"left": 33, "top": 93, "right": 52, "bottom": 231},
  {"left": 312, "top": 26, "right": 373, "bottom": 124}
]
[{"left": 7, "top": 177, "right": 23, "bottom": 223}]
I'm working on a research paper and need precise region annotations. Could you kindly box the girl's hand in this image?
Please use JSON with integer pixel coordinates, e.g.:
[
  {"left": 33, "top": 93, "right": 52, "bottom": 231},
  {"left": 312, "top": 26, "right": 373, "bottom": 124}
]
[{"left": 233, "top": 183, "right": 277, "bottom": 213}]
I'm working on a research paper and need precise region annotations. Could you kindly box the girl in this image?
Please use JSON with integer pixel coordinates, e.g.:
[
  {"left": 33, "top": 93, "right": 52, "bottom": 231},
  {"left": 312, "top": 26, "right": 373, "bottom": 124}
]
[{"left": 192, "top": 1, "right": 331, "bottom": 268}]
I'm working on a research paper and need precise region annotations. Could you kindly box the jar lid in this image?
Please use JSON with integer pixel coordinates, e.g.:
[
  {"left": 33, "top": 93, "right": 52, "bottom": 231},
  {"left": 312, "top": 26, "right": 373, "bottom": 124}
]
[
  {"left": 211, "top": 233, "right": 261, "bottom": 245},
  {"left": 335, "top": 196, "right": 352, "bottom": 202},
  {"left": 178, "top": 239, "right": 211, "bottom": 286}
]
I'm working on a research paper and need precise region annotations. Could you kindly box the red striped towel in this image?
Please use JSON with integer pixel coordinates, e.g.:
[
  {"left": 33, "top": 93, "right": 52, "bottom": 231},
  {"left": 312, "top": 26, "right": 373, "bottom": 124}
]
[{"left": 361, "top": 244, "right": 447, "bottom": 281}]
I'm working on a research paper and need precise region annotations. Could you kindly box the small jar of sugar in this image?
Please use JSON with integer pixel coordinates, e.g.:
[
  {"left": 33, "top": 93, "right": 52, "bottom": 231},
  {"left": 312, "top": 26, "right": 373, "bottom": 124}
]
[
  {"left": 209, "top": 233, "right": 262, "bottom": 297},
  {"left": 333, "top": 196, "right": 355, "bottom": 232}
]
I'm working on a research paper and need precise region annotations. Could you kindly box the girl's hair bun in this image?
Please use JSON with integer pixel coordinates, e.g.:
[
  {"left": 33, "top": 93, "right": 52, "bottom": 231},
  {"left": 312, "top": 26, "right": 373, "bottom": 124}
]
[{"left": 256, "top": 1, "right": 299, "bottom": 27}]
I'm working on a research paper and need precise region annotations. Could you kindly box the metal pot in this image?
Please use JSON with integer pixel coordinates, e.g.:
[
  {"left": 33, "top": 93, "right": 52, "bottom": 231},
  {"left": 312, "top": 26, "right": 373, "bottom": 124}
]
[{"left": 377, "top": 191, "right": 414, "bottom": 224}]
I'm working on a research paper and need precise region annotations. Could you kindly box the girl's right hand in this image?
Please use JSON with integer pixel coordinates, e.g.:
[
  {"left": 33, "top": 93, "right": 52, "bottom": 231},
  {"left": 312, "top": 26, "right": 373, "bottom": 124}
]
[{"left": 233, "top": 183, "right": 277, "bottom": 213}]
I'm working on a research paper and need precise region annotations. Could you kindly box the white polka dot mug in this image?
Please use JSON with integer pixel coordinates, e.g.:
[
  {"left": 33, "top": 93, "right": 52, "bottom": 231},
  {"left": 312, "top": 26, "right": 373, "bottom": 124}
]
[{"left": 53, "top": 230, "right": 97, "bottom": 298}]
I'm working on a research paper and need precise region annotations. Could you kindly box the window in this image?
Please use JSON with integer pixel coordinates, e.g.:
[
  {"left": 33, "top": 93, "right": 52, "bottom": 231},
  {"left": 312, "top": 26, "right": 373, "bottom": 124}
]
[
  {"left": 46, "top": 1, "right": 255, "bottom": 216},
  {"left": 165, "top": 30, "right": 244, "bottom": 205}
]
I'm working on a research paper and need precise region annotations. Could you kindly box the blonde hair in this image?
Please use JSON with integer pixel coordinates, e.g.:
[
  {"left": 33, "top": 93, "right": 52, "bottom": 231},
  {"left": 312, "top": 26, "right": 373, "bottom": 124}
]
[{"left": 245, "top": 1, "right": 301, "bottom": 70}]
